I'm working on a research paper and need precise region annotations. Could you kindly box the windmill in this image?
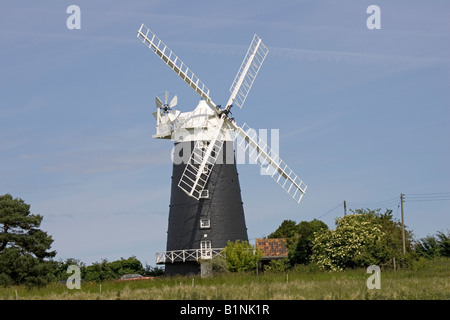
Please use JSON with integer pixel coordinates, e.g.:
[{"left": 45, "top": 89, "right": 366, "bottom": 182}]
[{"left": 137, "top": 24, "right": 307, "bottom": 275}]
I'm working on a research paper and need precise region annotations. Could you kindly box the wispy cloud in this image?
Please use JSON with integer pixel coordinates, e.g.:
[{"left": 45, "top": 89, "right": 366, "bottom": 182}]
[
  {"left": 40, "top": 147, "right": 169, "bottom": 175},
  {"left": 172, "top": 38, "right": 450, "bottom": 68},
  {"left": 269, "top": 46, "right": 450, "bottom": 67},
  {"left": 38, "top": 126, "right": 170, "bottom": 175}
]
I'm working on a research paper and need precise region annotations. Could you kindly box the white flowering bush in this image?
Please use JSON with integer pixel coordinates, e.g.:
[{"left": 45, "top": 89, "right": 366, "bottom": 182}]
[{"left": 311, "top": 214, "right": 385, "bottom": 271}]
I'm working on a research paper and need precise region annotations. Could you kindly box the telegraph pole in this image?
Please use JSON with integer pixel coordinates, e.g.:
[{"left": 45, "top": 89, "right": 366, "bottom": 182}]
[
  {"left": 344, "top": 200, "right": 347, "bottom": 216},
  {"left": 400, "top": 193, "right": 406, "bottom": 255}
]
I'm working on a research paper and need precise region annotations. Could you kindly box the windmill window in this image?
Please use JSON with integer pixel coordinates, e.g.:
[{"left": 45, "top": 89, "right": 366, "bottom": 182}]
[
  {"left": 201, "top": 240, "right": 211, "bottom": 250},
  {"left": 200, "top": 189, "right": 209, "bottom": 198},
  {"left": 201, "top": 141, "right": 209, "bottom": 150},
  {"left": 200, "top": 219, "right": 210, "bottom": 229},
  {"left": 200, "top": 240, "right": 212, "bottom": 259}
]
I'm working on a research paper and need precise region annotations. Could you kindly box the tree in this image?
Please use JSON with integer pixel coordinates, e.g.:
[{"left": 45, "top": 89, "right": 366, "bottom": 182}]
[
  {"left": 438, "top": 231, "right": 450, "bottom": 257},
  {"left": 83, "top": 256, "right": 146, "bottom": 282},
  {"left": 0, "top": 194, "right": 56, "bottom": 259},
  {"left": 143, "top": 264, "right": 165, "bottom": 277},
  {"left": 84, "top": 259, "right": 116, "bottom": 282},
  {"left": 54, "top": 258, "right": 86, "bottom": 282},
  {"left": 0, "top": 194, "right": 57, "bottom": 286},
  {"left": 109, "top": 256, "right": 144, "bottom": 277},
  {"left": 311, "top": 213, "right": 385, "bottom": 271},
  {"left": 269, "top": 219, "right": 328, "bottom": 266},
  {"left": 268, "top": 220, "right": 298, "bottom": 239},
  {"left": 289, "top": 220, "right": 328, "bottom": 265},
  {"left": 415, "top": 231, "right": 450, "bottom": 258},
  {"left": 353, "top": 208, "right": 415, "bottom": 267},
  {"left": 311, "top": 209, "right": 414, "bottom": 271},
  {"left": 0, "top": 247, "right": 57, "bottom": 287},
  {"left": 222, "top": 240, "right": 262, "bottom": 272}
]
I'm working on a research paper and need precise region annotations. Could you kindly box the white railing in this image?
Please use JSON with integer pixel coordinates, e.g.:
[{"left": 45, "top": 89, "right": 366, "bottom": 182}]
[{"left": 155, "top": 248, "right": 224, "bottom": 264}]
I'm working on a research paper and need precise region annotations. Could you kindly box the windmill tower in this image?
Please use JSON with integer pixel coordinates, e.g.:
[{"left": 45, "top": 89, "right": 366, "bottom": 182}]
[{"left": 137, "top": 25, "right": 307, "bottom": 275}]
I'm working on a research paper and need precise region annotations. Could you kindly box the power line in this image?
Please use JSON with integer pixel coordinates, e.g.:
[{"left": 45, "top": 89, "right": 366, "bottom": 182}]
[
  {"left": 406, "top": 198, "right": 450, "bottom": 202},
  {"left": 406, "top": 192, "right": 450, "bottom": 196},
  {"left": 395, "top": 200, "right": 401, "bottom": 219},
  {"left": 346, "top": 196, "right": 399, "bottom": 209},
  {"left": 405, "top": 192, "right": 450, "bottom": 198},
  {"left": 404, "top": 192, "right": 450, "bottom": 202},
  {"left": 347, "top": 196, "right": 398, "bottom": 205},
  {"left": 316, "top": 203, "right": 343, "bottom": 219},
  {"left": 314, "top": 192, "right": 449, "bottom": 221}
]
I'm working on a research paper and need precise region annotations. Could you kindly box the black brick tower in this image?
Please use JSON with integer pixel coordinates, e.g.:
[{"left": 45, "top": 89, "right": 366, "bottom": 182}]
[{"left": 164, "top": 141, "right": 248, "bottom": 276}]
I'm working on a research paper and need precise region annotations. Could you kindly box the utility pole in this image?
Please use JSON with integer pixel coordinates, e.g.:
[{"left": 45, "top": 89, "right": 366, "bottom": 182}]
[
  {"left": 400, "top": 193, "right": 406, "bottom": 255},
  {"left": 344, "top": 200, "right": 347, "bottom": 216}
]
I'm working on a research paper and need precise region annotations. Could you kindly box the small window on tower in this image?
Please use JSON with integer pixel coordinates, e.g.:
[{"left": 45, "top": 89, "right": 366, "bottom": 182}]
[
  {"left": 200, "top": 189, "right": 209, "bottom": 198},
  {"left": 200, "top": 219, "right": 210, "bottom": 229}
]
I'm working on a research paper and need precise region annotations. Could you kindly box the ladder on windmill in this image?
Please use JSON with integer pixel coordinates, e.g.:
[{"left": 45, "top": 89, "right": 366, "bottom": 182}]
[{"left": 178, "top": 127, "right": 225, "bottom": 200}]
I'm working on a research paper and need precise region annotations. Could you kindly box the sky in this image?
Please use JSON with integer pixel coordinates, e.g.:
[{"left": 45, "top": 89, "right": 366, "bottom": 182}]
[{"left": 1, "top": 1, "right": 449, "bottom": 267}]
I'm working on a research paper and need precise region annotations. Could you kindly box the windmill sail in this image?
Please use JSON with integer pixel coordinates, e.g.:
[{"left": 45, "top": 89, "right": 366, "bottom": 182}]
[
  {"left": 232, "top": 122, "right": 307, "bottom": 203},
  {"left": 226, "top": 34, "right": 268, "bottom": 109},
  {"left": 137, "top": 24, "right": 217, "bottom": 110}
]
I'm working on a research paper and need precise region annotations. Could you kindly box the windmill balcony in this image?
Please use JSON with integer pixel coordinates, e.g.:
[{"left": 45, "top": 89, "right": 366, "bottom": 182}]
[{"left": 155, "top": 248, "right": 224, "bottom": 264}]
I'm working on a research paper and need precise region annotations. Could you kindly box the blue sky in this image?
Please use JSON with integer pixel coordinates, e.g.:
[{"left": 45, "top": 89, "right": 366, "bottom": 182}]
[{"left": 1, "top": 1, "right": 449, "bottom": 266}]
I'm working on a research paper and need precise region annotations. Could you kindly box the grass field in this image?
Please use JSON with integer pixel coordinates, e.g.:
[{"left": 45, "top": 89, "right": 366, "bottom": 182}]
[{"left": 1, "top": 258, "right": 448, "bottom": 300}]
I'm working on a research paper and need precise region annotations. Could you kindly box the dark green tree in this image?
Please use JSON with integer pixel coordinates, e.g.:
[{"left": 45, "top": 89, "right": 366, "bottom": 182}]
[
  {"left": 415, "top": 231, "right": 450, "bottom": 258},
  {"left": 54, "top": 258, "right": 86, "bottom": 281},
  {"left": 109, "top": 256, "right": 144, "bottom": 277},
  {"left": 84, "top": 259, "right": 114, "bottom": 282},
  {"left": 0, "top": 194, "right": 57, "bottom": 286},
  {"left": 438, "top": 231, "right": 450, "bottom": 257},
  {"left": 0, "top": 194, "right": 56, "bottom": 259},
  {"left": 83, "top": 256, "right": 146, "bottom": 282},
  {"left": 269, "top": 219, "right": 328, "bottom": 266},
  {"left": 143, "top": 264, "right": 165, "bottom": 277},
  {"left": 0, "top": 247, "right": 57, "bottom": 286},
  {"left": 268, "top": 220, "right": 298, "bottom": 239},
  {"left": 289, "top": 219, "right": 328, "bottom": 265}
]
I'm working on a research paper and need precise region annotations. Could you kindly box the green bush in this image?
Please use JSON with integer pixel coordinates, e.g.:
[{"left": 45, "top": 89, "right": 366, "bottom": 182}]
[
  {"left": 222, "top": 240, "right": 262, "bottom": 272},
  {"left": 211, "top": 256, "right": 229, "bottom": 274},
  {"left": 83, "top": 256, "right": 144, "bottom": 282},
  {"left": 264, "top": 258, "right": 290, "bottom": 272}
]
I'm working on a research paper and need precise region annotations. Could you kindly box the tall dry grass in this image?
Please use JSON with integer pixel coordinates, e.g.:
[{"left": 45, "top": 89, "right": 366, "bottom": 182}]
[{"left": 1, "top": 258, "right": 448, "bottom": 300}]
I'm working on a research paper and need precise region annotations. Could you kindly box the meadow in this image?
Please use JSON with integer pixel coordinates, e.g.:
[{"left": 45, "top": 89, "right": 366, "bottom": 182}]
[{"left": 1, "top": 258, "right": 448, "bottom": 300}]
